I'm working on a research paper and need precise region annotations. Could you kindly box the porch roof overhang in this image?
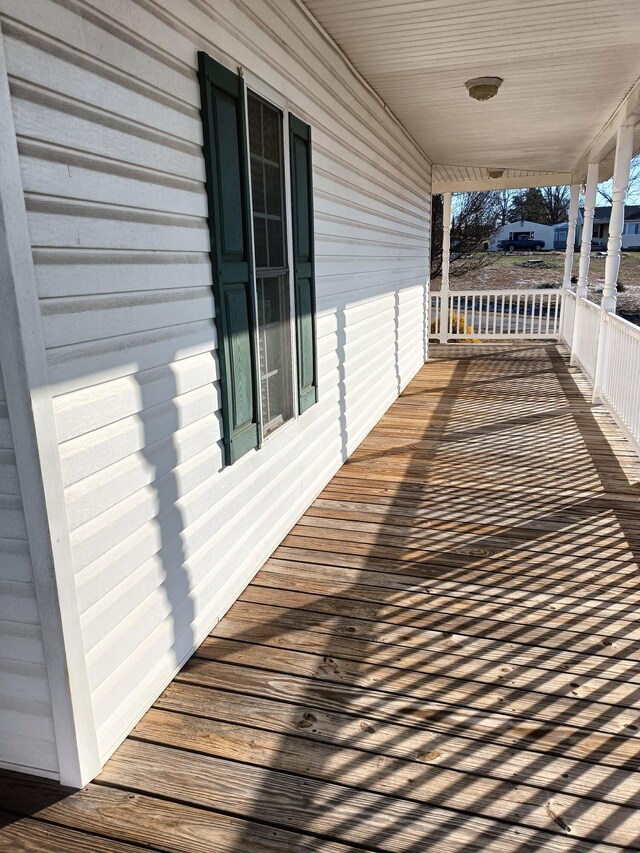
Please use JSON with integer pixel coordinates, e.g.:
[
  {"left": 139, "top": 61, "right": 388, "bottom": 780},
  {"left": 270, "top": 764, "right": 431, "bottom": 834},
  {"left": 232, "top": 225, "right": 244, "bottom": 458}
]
[{"left": 300, "top": 0, "right": 640, "bottom": 192}]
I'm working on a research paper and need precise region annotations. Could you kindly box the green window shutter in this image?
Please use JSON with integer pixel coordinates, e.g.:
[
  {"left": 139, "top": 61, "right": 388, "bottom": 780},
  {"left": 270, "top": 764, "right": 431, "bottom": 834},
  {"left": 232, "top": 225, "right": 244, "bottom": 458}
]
[
  {"left": 198, "top": 52, "right": 260, "bottom": 464},
  {"left": 289, "top": 114, "right": 318, "bottom": 414}
]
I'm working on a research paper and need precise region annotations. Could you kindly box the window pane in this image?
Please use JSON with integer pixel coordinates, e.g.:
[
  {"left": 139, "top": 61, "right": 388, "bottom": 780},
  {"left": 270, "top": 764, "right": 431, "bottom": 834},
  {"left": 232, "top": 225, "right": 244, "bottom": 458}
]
[
  {"left": 250, "top": 158, "right": 265, "bottom": 214},
  {"left": 248, "top": 93, "right": 286, "bottom": 272},
  {"left": 267, "top": 219, "right": 285, "bottom": 269},
  {"left": 257, "top": 275, "right": 293, "bottom": 434},
  {"left": 248, "top": 96, "right": 262, "bottom": 156},
  {"left": 262, "top": 105, "right": 279, "bottom": 162},
  {"left": 253, "top": 216, "right": 268, "bottom": 268},
  {"left": 264, "top": 164, "right": 282, "bottom": 216}
]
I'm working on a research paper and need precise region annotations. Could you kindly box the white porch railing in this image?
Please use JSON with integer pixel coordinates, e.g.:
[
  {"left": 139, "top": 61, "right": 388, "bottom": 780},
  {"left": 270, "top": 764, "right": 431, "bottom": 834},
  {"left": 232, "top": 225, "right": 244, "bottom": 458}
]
[
  {"left": 430, "top": 286, "right": 640, "bottom": 450},
  {"left": 568, "top": 293, "right": 601, "bottom": 383},
  {"left": 590, "top": 309, "right": 640, "bottom": 449},
  {"left": 432, "top": 289, "right": 563, "bottom": 340},
  {"left": 559, "top": 288, "right": 576, "bottom": 349},
  {"left": 561, "top": 291, "right": 640, "bottom": 448}
]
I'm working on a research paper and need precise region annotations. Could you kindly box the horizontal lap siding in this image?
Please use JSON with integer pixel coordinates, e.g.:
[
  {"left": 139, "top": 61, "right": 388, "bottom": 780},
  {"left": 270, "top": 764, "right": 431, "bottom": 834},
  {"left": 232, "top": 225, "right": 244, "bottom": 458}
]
[
  {"left": 0, "top": 0, "right": 430, "bottom": 763},
  {"left": 0, "top": 367, "right": 58, "bottom": 777}
]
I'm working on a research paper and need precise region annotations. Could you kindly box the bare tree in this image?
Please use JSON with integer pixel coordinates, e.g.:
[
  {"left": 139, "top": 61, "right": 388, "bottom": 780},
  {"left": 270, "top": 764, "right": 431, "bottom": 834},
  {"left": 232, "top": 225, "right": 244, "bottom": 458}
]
[
  {"left": 508, "top": 186, "right": 569, "bottom": 224},
  {"left": 497, "top": 190, "right": 512, "bottom": 226},
  {"left": 597, "top": 155, "right": 640, "bottom": 205},
  {"left": 539, "top": 186, "right": 570, "bottom": 224},
  {"left": 431, "top": 191, "right": 502, "bottom": 280},
  {"left": 508, "top": 188, "right": 546, "bottom": 223}
]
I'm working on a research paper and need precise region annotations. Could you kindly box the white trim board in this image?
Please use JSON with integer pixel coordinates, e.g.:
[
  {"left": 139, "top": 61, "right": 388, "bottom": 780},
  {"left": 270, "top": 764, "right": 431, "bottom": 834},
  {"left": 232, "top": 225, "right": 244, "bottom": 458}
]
[{"left": 0, "top": 21, "right": 100, "bottom": 787}]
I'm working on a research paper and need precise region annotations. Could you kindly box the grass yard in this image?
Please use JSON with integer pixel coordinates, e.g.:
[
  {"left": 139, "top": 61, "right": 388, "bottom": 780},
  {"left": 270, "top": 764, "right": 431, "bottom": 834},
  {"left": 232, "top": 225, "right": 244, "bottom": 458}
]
[{"left": 438, "top": 250, "right": 640, "bottom": 325}]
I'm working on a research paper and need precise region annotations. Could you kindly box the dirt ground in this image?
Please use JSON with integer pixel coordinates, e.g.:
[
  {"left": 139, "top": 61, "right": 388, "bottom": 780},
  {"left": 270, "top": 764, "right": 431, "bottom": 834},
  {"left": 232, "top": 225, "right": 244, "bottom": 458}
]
[{"left": 436, "top": 250, "right": 640, "bottom": 326}]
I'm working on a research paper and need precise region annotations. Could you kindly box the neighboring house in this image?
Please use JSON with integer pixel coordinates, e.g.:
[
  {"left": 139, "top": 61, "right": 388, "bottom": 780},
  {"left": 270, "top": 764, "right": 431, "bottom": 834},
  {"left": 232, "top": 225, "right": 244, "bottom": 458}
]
[
  {"left": 0, "top": 0, "right": 639, "bottom": 792},
  {"left": 488, "top": 220, "right": 556, "bottom": 251},
  {"left": 588, "top": 205, "right": 640, "bottom": 249},
  {"left": 556, "top": 205, "right": 640, "bottom": 250},
  {"left": 553, "top": 213, "right": 583, "bottom": 249}
]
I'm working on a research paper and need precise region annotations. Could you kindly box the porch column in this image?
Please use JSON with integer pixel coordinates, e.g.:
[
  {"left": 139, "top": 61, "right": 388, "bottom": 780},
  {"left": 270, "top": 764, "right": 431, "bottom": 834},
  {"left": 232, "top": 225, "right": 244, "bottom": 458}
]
[
  {"left": 602, "top": 122, "right": 635, "bottom": 313},
  {"left": 439, "top": 191, "right": 452, "bottom": 343},
  {"left": 562, "top": 184, "right": 580, "bottom": 289},
  {"left": 576, "top": 162, "right": 599, "bottom": 298}
]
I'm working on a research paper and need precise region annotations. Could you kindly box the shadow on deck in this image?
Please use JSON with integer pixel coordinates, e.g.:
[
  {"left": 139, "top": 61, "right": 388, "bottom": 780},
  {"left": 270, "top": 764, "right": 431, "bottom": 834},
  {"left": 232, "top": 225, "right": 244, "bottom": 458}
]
[{"left": 2, "top": 342, "right": 640, "bottom": 852}]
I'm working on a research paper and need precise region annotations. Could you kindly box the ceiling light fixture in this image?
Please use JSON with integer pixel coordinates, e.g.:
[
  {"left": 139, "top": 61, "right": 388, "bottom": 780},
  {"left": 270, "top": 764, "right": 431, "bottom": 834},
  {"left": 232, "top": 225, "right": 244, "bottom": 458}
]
[{"left": 465, "top": 77, "right": 503, "bottom": 101}]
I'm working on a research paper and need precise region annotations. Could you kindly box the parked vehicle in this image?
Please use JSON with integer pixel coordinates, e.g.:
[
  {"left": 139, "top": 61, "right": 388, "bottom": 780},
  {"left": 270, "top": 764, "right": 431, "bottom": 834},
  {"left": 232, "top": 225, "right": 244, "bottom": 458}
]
[{"left": 498, "top": 238, "right": 545, "bottom": 252}]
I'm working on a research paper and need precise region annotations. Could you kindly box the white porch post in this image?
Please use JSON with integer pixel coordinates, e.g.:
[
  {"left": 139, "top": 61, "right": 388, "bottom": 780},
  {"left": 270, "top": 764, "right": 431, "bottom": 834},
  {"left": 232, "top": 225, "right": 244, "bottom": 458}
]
[
  {"left": 439, "top": 191, "right": 452, "bottom": 343},
  {"left": 593, "top": 122, "right": 635, "bottom": 403},
  {"left": 562, "top": 184, "right": 580, "bottom": 289},
  {"left": 576, "top": 162, "right": 599, "bottom": 298},
  {"left": 571, "top": 162, "right": 599, "bottom": 366},
  {"left": 602, "top": 122, "right": 635, "bottom": 313}
]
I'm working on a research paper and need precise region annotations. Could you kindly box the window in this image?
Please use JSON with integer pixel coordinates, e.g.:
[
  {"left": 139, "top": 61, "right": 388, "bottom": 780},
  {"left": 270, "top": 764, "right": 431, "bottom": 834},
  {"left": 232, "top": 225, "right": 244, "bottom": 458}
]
[
  {"left": 197, "top": 53, "right": 318, "bottom": 465},
  {"left": 248, "top": 94, "right": 293, "bottom": 436}
]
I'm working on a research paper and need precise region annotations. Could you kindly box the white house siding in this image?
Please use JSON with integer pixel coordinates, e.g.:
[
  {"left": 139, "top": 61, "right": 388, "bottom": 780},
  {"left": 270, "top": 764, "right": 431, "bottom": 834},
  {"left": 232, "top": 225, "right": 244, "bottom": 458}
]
[
  {"left": 0, "top": 365, "right": 58, "bottom": 778},
  {"left": 0, "top": 0, "right": 431, "bottom": 765}
]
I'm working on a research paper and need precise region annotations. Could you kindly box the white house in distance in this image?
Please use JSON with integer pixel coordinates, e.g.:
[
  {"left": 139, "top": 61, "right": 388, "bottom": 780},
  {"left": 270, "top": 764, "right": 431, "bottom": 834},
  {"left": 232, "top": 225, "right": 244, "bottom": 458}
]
[
  {"left": 555, "top": 204, "right": 640, "bottom": 249},
  {"left": 589, "top": 204, "right": 640, "bottom": 249},
  {"left": 488, "top": 219, "right": 556, "bottom": 250},
  {"left": 1, "top": 0, "right": 640, "bottom": 793}
]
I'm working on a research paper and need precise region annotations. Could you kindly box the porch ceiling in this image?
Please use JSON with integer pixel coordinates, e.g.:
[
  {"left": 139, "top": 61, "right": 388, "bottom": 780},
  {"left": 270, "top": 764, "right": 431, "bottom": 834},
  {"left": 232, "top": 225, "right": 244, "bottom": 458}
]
[{"left": 301, "top": 0, "right": 640, "bottom": 191}]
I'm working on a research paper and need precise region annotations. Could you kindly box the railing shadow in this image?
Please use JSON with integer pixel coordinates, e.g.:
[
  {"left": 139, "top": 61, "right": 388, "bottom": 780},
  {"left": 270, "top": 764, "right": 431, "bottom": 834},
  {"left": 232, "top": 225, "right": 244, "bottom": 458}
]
[
  {"left": 2, "top": 342, "right": 640, "bottom": 851},
  {"left": 152, "top": 341, "right": 640, "bottom": 849}
]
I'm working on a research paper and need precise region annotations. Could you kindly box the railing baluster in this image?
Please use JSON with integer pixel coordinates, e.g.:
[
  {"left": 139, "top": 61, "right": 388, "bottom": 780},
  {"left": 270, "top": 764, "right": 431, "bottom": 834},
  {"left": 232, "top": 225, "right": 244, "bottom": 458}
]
[
  {"left": 545, "top": 292, "right": 550, "bottom": 336},
  {"left": 532, "top": 292, "right": 536, "bottom": 336}
]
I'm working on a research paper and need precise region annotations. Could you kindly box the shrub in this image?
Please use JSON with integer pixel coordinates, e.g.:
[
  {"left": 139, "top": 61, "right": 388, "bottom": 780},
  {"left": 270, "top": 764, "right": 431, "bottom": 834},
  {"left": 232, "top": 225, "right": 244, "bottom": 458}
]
[{"left": 431, "top": 310, "right": 481, "bottom": 343}]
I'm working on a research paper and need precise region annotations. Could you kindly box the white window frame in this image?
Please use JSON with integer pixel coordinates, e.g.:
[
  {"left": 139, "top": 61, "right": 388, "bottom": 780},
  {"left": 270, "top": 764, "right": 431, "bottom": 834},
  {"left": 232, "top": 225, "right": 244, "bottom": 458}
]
[{"left": 240, "top": 69, "right": 300, "bottom": 445}]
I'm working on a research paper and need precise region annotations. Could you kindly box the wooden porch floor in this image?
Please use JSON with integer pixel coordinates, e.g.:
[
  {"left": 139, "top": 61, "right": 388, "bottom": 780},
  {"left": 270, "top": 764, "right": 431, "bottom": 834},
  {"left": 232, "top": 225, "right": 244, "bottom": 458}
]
[{"left": 3, "top": 342, "right": 640, "bottom": 852}]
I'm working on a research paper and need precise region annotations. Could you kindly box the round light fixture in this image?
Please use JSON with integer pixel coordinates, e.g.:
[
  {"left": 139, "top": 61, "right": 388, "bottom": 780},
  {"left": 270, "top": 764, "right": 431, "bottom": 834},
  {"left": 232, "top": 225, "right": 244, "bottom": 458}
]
[
  {"left": 488, "top": 169, "right": 505, "bottom": 179},
  {"left": 465, "top": 77, "right": 503, "bottom": 101}
]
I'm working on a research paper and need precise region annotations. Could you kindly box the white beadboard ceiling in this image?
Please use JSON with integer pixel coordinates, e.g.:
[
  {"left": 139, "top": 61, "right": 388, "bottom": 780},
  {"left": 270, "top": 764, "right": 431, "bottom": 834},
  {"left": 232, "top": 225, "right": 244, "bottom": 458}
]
[{"left": 301, "top": 0, "right": 640, "bottom": 190}]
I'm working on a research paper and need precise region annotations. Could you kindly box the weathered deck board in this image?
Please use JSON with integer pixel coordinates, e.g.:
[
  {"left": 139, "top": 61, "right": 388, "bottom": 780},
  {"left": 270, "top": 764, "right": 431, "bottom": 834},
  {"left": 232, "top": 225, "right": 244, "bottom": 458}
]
[{"left": 2, "top": 342, "right": 640, "bottom": 851}]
